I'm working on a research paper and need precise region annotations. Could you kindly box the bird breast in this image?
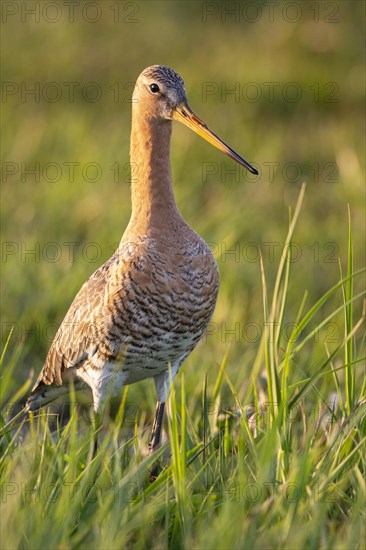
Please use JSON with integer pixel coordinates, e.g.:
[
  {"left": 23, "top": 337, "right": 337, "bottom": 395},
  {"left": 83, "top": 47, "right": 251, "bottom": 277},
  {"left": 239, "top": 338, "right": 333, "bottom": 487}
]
[{"left": 106, "top": 235, "right": 220, "bottom": 364}]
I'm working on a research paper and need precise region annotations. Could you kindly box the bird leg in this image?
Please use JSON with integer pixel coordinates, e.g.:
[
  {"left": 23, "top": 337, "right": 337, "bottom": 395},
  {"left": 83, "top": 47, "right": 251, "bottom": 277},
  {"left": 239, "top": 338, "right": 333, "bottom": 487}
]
[
  {"left": 148, "top": 367, "right": 178, "bottom": 480},
  {"left": 90, "top": 409, "right": 103, "bottom": 460},
  {"left": 148, "top": 401, "right": 166, "bottom": 482},
  {"left": 148, "top": 401, "right": 165, "bottom": 454}
]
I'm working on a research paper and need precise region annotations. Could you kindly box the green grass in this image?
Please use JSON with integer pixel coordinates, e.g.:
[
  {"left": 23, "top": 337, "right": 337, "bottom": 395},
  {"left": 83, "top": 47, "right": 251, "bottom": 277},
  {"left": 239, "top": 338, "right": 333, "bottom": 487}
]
[
  {"left": 1, "top": 2, "right": 365, "bottom": 549},
  {"left": 1, "top": 187, "right": 365, "bottom": 549}
]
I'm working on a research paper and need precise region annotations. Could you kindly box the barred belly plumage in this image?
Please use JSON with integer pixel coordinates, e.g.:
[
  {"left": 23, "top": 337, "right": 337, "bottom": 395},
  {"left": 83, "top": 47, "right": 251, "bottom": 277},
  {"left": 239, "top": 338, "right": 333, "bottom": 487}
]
[{"left": 75, "top": 237, "right": 220, "bottom": 400}]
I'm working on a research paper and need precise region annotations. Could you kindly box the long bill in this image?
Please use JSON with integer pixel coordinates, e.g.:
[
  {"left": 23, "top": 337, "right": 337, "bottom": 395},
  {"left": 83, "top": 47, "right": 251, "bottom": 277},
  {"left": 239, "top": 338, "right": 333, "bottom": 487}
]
[{"left": 173, "top": 102, "right": 258, "bottom": 175}]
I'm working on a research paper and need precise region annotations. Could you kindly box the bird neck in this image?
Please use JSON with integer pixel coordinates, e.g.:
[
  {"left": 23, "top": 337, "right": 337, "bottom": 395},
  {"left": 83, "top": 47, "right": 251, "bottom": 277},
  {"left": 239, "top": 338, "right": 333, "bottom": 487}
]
[{"left": 127, "top": 113, "right": 181, "bottom": 236}]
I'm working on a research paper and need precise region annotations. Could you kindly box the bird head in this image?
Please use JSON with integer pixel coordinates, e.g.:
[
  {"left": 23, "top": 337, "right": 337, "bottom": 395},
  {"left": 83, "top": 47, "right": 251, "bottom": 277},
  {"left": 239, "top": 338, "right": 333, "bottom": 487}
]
[{"left": 134, "top": 65, "right": 258, "bottom": 175}]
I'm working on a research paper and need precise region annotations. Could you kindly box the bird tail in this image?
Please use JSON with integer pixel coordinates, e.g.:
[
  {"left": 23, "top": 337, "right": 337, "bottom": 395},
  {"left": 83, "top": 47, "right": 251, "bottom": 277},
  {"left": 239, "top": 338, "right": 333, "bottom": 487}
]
[
  {"left": 1, "top": 384, "right": 71, "bottom": 442},
  {"left": 6, "top": 380, "right": 84, "bottom": 439},
  {"left": 25, "top": 383, "right": 71, "bottom": 413},
  {"left": 25, "top": 366, "right": 86, "bottom": 413},
  {"left": 1, "top": 373, "right": 87, "bottom": 450}
]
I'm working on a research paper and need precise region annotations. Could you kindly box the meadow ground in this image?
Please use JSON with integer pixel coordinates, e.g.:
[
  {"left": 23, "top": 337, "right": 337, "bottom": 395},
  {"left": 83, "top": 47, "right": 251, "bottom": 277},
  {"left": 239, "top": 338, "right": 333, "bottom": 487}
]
[{"left": 1, "top": 2, "right": 365, "bottom": 549}]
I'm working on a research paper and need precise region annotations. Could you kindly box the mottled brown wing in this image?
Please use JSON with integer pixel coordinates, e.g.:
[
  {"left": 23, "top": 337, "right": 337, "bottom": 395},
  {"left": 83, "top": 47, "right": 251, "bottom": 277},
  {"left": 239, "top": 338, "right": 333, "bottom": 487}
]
[{"left": 31, "top": 253, "right": 122, "bottom": 391}]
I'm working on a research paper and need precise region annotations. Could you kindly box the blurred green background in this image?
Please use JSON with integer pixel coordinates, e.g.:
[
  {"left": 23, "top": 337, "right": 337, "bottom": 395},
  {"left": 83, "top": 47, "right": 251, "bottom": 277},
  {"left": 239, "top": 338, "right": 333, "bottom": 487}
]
[{"left": 1, "top": 1, "right": 365, "bottom": 397}]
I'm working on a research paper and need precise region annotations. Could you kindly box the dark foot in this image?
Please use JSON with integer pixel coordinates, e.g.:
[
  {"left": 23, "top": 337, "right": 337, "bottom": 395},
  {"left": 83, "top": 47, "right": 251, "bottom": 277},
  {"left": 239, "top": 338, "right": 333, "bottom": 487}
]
[
  {"left": 93, "top": 437, "right": 98, "bottom": 458},
  {"left": 149, "top": 462, "right": 163, "bottom": 483}
]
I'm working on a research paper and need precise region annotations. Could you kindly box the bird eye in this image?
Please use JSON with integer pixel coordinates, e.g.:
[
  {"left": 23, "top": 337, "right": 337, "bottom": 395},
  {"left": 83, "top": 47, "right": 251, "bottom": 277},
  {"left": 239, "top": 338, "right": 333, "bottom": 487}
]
[{"left": 149, "top": 83, "right": 160, "bottom": 94}]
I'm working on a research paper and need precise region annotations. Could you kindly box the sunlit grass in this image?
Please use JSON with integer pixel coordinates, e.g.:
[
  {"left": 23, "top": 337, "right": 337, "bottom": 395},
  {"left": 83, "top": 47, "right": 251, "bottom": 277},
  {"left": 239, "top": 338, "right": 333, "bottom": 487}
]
[{"left": 1, "top": 188, "right": 365, "bottom": 549}]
